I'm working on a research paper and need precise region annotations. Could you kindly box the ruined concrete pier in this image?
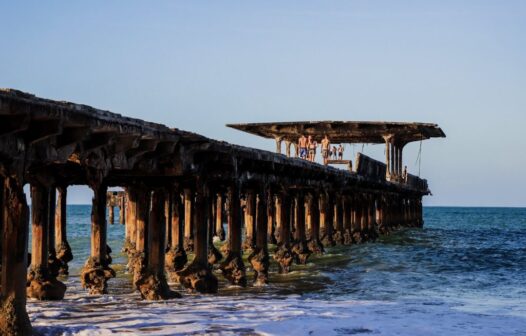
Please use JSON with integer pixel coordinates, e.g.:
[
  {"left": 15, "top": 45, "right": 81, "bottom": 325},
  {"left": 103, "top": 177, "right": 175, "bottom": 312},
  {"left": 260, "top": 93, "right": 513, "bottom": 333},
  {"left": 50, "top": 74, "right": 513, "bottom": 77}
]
[{"left": 0, "top": 89, "right": 444, "bottom": 335}]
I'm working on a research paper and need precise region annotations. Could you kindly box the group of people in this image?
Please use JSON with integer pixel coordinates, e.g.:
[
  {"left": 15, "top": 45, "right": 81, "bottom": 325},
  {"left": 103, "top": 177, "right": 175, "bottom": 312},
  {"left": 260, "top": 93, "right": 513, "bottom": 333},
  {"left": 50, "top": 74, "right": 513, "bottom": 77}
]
[{"left": 297, "top": 134, "right": 344, "bottom": 165}]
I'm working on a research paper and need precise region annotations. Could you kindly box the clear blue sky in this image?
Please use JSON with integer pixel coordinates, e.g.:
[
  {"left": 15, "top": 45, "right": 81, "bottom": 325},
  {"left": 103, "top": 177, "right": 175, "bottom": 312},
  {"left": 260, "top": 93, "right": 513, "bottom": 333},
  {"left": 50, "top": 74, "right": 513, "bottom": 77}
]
[{"left": 1, "top": 1, "right": 524, "bottom": 207}]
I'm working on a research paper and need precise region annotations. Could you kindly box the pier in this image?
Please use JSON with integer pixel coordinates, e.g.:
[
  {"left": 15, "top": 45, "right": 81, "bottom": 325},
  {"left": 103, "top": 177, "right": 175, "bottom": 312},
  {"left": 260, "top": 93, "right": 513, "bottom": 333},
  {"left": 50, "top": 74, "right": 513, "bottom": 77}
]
[{"left": 0, "top": 89, "right": 444, "bottom": 335}]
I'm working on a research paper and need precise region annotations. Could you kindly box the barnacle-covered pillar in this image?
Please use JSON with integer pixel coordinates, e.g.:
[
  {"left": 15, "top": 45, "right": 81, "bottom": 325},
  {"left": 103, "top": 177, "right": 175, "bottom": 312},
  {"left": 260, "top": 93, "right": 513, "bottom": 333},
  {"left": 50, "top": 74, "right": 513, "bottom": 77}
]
[
  {"left": 55, "top": 185, "right": 73, "bottom": 275},
  {"left": 320, "top": 192, "right": 335, "bottom": 246},
  {"left": 27, "top": 183, "right": 66, "bottom": 300},
  {"left": 123, "top": 187, "right": 138, "bottom": 258},
  {"left": 292, "top": 191, "right": 310, "bottom": 264},
  {"left": 274, "top": 191, "right": 293, "bottom": 273},
  {"left": 220, "top": 183, "right": 247, "bottom": 286},
  {"left": 307, "top": 192, "right": 324, "bottom": 254},
  {"left": 249, "top": 189, "right": 269, "bottom": 285},
  {"left": 178, "top": 179, "right": 218, "bottom": 293},
  {"left": 81, "top": 183, "right": 115, "bottom": 295},
  {"left": 47, "top": 187, "right": 60, "bottom": 278},
  {"left": 183, "top": 187, "right": 194, "bottom": 252},
  {"left": 243, "top": 189, "right": 256, "bottom": 250},
  {"left": 207, "top": 191, "right": 222, "bottom": 266},
  {"left": 267, "top": 191, "right": 277, "bottom": 245},
  {"left": 0, "top": 176, "right": 32, "bottom": 335},
  {"left": 165, "top": 189, "right": 188, "bottom": 282},
  {"left": 215, "top": 192, "right": 225, "bottom": 240},
  {"left": 136, "top": 189, "right": 179, "bottom": 300},
  {"left": 333, "top": 194, "right": 344, "bottom": 244},
  {"left": 342, "top": 196, "right": 353, "bottom": 245}
]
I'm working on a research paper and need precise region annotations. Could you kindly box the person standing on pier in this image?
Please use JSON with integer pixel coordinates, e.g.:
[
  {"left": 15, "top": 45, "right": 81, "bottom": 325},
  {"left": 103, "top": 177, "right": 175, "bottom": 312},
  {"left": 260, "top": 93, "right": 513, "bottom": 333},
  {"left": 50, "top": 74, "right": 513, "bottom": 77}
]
[
  {"left": 321, "top": 135, "right": 330, "bottom": 165},
  {"left": 337, "top": 144, "right": 344, "bottom": 160},
  {"left": 307, "top": 136, "right": 317, "bottom": 162},
  {"left": 298, "top": 135, "right": 308, "bottom": 159}
]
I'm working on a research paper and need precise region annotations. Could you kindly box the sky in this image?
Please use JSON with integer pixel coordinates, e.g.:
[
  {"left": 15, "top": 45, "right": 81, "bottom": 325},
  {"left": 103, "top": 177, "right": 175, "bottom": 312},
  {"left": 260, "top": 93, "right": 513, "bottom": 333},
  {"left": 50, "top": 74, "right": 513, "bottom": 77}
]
[{"left": 1, "top": 1, "right": 525, "bottom": 207}]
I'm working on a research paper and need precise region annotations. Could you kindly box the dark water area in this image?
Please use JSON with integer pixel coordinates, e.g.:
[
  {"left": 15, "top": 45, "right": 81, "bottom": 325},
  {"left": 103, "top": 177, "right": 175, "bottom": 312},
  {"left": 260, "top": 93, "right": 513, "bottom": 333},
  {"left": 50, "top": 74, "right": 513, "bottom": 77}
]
[{"left": 28, "top": 206, "right": 526, "bottom": 335}]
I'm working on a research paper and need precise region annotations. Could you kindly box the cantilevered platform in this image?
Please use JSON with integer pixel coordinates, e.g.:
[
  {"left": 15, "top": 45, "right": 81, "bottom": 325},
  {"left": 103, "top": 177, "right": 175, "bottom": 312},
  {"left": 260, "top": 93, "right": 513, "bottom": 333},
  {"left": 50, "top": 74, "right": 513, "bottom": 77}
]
[{"left": 227, "top": 121, "right": 446, "bottom": 144}]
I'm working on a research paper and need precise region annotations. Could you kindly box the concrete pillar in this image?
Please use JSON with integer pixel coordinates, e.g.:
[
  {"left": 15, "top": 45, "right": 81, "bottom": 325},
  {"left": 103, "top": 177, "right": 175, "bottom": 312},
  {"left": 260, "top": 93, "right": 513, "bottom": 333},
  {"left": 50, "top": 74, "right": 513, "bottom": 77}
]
[
  {"left": 47, "top": 187, "right": 60, "bottom": 277},
  {"left": 333, "top": 195, "right": 344, "bottom": 244},
  {"left": 244, "top": 189, "right": 256, "bottom": 250},
  {"left": 215, "top": 193, "right": 225, "bottom": 240},
  {"left": 342, "top": 196, "right": 352, "bottom": 245},
  {"left": 274, "top": 192, "right": 293, "bottom": 273},
  {"left": 320, "top": 192, "right": 335, "bottom": 246},
  {"left": 55, "top": 185, "right": 73, "bottom": 275},
  {"left": 249, "top": 190, "right": 269, "bottom": 285},
  {"left": 135, "top": 189, "right": 178, "bottom": 300},
  {"left": 81, "top": 183, "right": 115, "bottom": 295},
  {"left": 292, "top": 191, "right": 310, "bottom": 264},
  {"left": 178, "top": 180, "right": 218, "bottom": 293},
  {"left": 307, "top": 192, "right": 323, "bottom": 254},
  {"left": 0, "top": 176, "right": 32, "bottom": 335},
  {"left": 27, "top": 184, "right": 66, "bottom": 300},
  {"left": 267, "top": 192, "right": 276, "bottom": 244},
  {"left": 119, "top": 195, "right": 125, "bottom": 225},
  {"left": 165, "top": 189, "right": 188, "bottom": 282},
  {"left": 183, "top": 188, "right": 194, "bottom": 252},
  {"left": 285, "top": 140, "right": 292, "bottom": 157},
  {"left": 220, "top": 183, "right": 247, "bottom": 286},
  {"left": 275, "top": 138, "right": 282, "bottom": 154},
  {"left": 108, "top": 205, "right": 115, "bottom": 225}
]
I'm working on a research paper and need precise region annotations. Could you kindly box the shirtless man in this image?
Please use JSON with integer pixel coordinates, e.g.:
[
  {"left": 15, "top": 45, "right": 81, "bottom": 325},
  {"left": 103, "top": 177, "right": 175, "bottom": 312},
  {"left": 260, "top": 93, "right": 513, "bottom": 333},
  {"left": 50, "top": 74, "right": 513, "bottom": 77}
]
[
  {"left": 337, "top": 144, "right": 344, "bottom": 160},
  {"left": 321, "top": 135, "right": 330, "bottom": 165},
  {"left": 298, "top": 135, "right": 308, "bottom": 159}
]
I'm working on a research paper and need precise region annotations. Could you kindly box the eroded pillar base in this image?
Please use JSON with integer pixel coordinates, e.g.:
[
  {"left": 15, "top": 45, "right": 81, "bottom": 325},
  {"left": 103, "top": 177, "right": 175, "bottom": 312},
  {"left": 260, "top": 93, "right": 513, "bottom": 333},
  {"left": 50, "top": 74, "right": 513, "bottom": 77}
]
[
  {"left": 216, "top": 228, "right": 226, "bottom": 241},
  {"left": 219, "top": 251, "right": 247, "bottom": 287},
  {"left": 135, "top": 271, "right": 181, "bottom": 300},
  {"left": 343, "top": 229, "right": 353, "bottom": 245},
  {"left": 208, "top": 244, "right": 223, "bottom": 266},
  {"left": 332, "top": 230, "right": 344, "bottom": 245},
  {"left": 184, "top": 237, "right": 194, "bottom": 252},
  {"left": 274, "top": 244, "right": 293, "bottom": 273},
  {"left": 307, "top": 238, "right": 324, "bottom": 254},
  {"left": 165, "top": 247, "right": 188, "bottom": 282},
  {"left": 56, "top": 241, "right": 73, "bottom": 276},
  {"left": 291, "top": 241, "right": 311, "bottom": 265},
  {"left": 0, "top": 295, "right": 32, "bottom": 336},
  {"left": 26, "top": 267, "right": 66, "bottom": 300},
  {"left": 248, "top": 248, "right": 269, "bottom": 286},
  {"left": 268, "top": 233, "right": 277, "bottom": 245},
  {"left": 352, "top": 231, "right": 363, "bottom": 244},
  {"left": 242, "top": 237, "right": 255, "bottom": 252},
  {"left": 80, "top": 257, "right": 116, "bottom": 295},
  {"left": 177, "top": 261, "right": 218, "bottom": 294}
]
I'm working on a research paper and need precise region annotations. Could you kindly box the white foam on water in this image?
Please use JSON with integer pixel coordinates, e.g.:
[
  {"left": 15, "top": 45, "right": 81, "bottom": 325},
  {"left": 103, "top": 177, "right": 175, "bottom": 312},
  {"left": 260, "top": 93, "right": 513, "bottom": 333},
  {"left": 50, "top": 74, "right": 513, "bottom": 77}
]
[{"left": 28, "top": 289, "right": 526, "bottom": 336}]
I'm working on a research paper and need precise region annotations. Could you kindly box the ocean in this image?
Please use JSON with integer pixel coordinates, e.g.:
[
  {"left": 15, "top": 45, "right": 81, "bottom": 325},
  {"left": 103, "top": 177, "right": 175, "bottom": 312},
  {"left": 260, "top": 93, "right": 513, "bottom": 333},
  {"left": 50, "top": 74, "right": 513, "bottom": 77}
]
[{"left": 28, "top": 206, "right": 526, "bottom": 335}]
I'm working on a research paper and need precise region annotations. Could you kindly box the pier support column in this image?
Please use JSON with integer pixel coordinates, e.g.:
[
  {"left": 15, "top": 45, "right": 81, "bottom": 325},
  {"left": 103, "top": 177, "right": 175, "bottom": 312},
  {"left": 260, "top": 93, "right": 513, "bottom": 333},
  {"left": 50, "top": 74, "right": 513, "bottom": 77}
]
[
  {"left": 81, "top": 183, "right": 115, "bottom": 295},
  {"left": 55, "top": 185, "right": 73, "bottom": 275},
  {"left": 376, "top": 196, "right": 386, "bottom": 235},
  {"left": 215, "top": 193, "right": 225, "bottom": 241},
  {"left": 47, "top": 187, "right": 60, "bottom": 278},
  {"left": 183, "top": 188, "right": 194, "bottom": 252},
  {"left": 368, "top": 195, "right": 378, "bottom": 240},
  {"left": 220, "top": 183, "right": 247, "bottom": 286},
  {"left": 27, "top": 184, "right": 66, "bottom": 300},
  {"left": 0, "top": 176, "right": 32, "bottom": 335},
  {"left": 124, "top": 187, "right": 138, "bottom": 270},
  {"left": 108, "top": 205, "right": 115, "bottom": 225},
  {"left": 353, "top": 196, "right": 364, "bottom": 243},
  {"left": 243, "top": 189, "right": 256, "bottom": 250},
  {"left": 333, "top": 194, "right": 344, "bottom": 244},
  {"left": 274, "top": 195, "right": 282, "bottom": 244},
  {"left": 307, "top": 192, "right": 324, "bottom": 254},
  {"left": 166, "top": 189, "right": 188, "bottom": 282},
  {"left": 136, "top": 189, "right": 179, "bottom": 300},
  {"left": 274, "top": 192, "right": 293, "bottom": 273},
  {"left": 207, "top": 191, "right": 222, "bottom": 266},
  {"left": 320, "top": 192, "right": 335, "bottom": 246},
  {"left": 178, "top": 180, "right": 218, "bottom": 293},
  {"left": 285, "top": 140, "right": 292, "bottom": 157},
  {"left": 291, "top": 191, "right": 310, "bottom": 265},
  {"left": 119, "top": 195, "right": 125, "bottom": 225},
  {"left": 248, "top": 190, "right": 269, "bottom": 285},
  {"left": 267, "top": 192, "right": 277, "bottom": 245},
  {"left": 360, "top": 195, "right": 370, "bottom": 242},
  {"left": 342, "top": 196, "right": 353, "bottom": 245}
]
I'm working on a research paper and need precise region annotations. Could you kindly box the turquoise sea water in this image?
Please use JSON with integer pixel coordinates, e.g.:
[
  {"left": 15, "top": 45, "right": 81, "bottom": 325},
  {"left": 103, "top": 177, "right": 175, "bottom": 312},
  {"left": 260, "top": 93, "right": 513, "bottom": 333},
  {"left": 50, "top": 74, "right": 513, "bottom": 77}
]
[{"left": 28, "top": 206, "right": 526, "bottom": 335}]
